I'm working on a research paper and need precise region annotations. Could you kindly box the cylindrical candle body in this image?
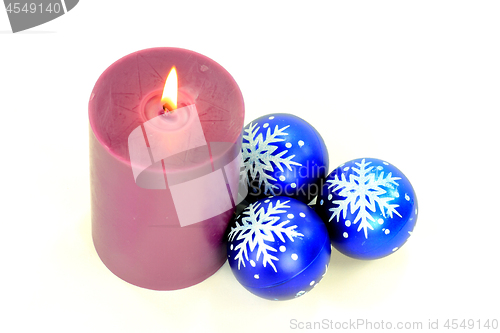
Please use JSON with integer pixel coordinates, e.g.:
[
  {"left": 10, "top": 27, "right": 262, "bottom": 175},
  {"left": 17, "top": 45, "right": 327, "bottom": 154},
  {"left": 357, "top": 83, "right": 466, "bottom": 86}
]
[{"left": 89, "top": 48, "right": 244, "bottom": 290}]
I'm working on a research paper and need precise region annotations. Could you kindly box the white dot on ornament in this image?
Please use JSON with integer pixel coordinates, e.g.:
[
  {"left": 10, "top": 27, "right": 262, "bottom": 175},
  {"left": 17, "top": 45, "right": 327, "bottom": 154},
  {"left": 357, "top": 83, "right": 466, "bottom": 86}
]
[
  {"left": 385, "top": 229, "right": 390, "bottom": 235},
  {"left": 328, "top": 194, "right": 332, "bottom": 200},
  {"left": 343, "top": 232, "right": 348, "bottom": 238},
  {"left": 264, "top": 199, "right": 270, "bottom": 203},
  {"left": 377, "top": 166, "right": 383, "bottom": 170},
  {"left": 394, "top": 191, "right": 400, "bottom": 198},
  {"left": 230, "top": 244, "right": 233, "bottom": 250},
  {"left": 287, "top": 214, "right": 294, "bottom": 219},
  {"left": 378, "top": 218, "right": 384, "bottom": 225},
  {"left": 310, "top": 281, "right": 315, "bottom": 286},
  {"left": 254, "top": 274, "right": 259, "bottom": 279},
  {"left": 405, "top": 194, "right": 410, "bottom": 201},
  {"left": 392, "top": 247, "right": 399, "bottom": 252},
  {"left": 383, "top": 162, "right": 389, "bottom": 165},
  {"left": 250, "top": 260, "right": 256, "bottom": 267},
  {"left": 269, "top": 116, "right": 275, "bottom": 120},
  {"left": 299, "top": 213, "right": 305, "bottom": 217},
  {"left": 291, "top": 253, "right": 298, "bottom": 260},
  {"left": 345, "top": 220, "right": 351, "bottom": 227},
  {"left": 415, "top": 208, "right": 418, "bottom": 214},
  {"left": 320, "top": 200, "right": 324, "bottom": 205},
  {"left": 263, "top": 123, "right": 269, "bottom": 128},
  {"left": 343, "top": 167, "right": 349, "bottom": 171},
  {"left": 279, "top": 175, "right": 286, "bottom": 181},
  {"left": 298, "top": 140, "right": 304, "bottom": 147},
  {"left": 279, "top": 245, "right": 286, "bottom": 252},
  {"left": 291, "top": 183, "right": 296, "bottom": 188},
  {"left": 285, "top": 142, "right": 292, "bottom": 148}
]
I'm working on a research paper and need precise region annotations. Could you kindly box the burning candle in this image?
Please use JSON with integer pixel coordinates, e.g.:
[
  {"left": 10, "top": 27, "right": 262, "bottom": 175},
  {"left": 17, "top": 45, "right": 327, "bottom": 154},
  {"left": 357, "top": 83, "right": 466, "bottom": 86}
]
[{"left": 89, "top": 47, "right": 245, "bottom": 290}]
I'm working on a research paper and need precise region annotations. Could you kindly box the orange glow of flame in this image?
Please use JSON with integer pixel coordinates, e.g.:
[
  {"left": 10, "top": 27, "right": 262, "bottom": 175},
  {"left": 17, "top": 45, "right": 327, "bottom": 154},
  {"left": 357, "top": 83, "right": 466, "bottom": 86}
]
[{"left": 161, "top": 67, "right": 178, "bottom": 111}]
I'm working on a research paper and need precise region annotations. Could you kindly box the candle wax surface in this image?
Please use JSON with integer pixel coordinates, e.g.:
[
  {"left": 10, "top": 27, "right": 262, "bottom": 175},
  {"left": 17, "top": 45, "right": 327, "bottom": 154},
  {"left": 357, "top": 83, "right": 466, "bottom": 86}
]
[{"left": 89, "top": 47, "right": 244, "bottom": 163}]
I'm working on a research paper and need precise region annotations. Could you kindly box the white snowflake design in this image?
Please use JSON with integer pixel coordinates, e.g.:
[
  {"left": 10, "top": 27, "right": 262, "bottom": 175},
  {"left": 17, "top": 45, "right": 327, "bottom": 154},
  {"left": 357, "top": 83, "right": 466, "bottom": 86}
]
[
  {"left": 228, "top": 199, "right": 303, "bottom": 272},
  {"left": 327, "top": 159, "right": 402, "bottom": 239},
  {"left": 241, "top": 122, "right": 302, "bottom": 195}
]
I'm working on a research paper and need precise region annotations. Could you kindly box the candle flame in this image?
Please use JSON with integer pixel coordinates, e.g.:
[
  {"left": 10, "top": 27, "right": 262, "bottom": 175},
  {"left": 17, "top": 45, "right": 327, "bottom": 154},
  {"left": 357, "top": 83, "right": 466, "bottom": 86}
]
[{"left": 161, "top": 67, "right": 178, "bottom": 111}]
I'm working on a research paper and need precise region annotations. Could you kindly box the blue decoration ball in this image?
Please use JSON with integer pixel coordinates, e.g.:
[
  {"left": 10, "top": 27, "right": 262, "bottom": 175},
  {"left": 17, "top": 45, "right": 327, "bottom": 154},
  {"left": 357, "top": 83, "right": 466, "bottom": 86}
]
[
  {"left": 241, "top": 113, "right": 329, "bottom": 203},
  {"left": 227, "top": 196, "right": 331, "bottom": 300},
  {"left": 315, "top": 158, "right": 418, "bottom": 260}
]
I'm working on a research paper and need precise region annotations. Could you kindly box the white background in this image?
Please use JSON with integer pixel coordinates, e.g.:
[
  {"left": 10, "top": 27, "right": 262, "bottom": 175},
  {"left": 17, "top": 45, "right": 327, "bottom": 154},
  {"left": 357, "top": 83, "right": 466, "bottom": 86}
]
[{"left": 1, "top": 1, "right": 499, "bottom": 332}]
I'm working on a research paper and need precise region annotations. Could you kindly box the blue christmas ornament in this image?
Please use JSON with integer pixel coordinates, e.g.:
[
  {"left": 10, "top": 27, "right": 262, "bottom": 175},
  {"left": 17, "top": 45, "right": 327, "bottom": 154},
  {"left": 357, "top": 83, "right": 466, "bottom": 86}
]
[
  {"left": 315, "top": 158, "right": 418, "bottom": 260},
  {"left": 241, "top": 113, "right": 329, "bottom": 203},
  {"left": 227, "top": 196, "right": 331, "bottom": 300}
]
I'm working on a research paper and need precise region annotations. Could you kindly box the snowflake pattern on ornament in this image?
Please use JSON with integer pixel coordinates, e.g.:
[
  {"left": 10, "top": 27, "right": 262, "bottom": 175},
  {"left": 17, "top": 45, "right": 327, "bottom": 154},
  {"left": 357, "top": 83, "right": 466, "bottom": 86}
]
[
  {"left": 227, "top": 199, "right": 303, "bottom": 272},
  {"left": 241, "top": 122, "right": 302, "bottom": 195},
  {"left": 327, "top": 159, "right": 402, "bottom": 239}
]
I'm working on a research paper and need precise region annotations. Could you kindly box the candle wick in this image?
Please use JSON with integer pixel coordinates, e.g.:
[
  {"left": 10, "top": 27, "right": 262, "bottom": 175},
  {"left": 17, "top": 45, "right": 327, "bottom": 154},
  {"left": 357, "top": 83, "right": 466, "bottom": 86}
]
[{"left": 163, "top": 102, "right": 175, "bottom": 113}]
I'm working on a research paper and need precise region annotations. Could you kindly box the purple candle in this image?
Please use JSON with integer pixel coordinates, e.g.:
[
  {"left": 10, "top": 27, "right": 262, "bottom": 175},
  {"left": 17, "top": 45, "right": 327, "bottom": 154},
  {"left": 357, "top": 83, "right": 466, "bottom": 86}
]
[{"left": 89, "top": 47, "right": 245, "bottom": 290}]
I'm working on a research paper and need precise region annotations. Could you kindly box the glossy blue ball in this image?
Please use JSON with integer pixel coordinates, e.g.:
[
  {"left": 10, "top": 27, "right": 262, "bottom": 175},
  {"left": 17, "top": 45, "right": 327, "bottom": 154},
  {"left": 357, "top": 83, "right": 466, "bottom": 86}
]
[
  {"left": 227, "top": 196, "right": 331, "bottom": 300},
  {"left": 241, "top": 113, "right": 329, "bottom": 203},
  {"left": 315, "top": 158, "right": 418, "bottom": 260}
]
